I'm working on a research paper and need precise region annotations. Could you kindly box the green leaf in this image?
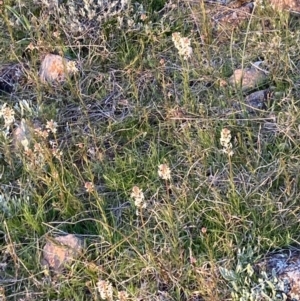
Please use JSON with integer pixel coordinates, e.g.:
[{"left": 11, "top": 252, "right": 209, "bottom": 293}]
[
  {"left": 219, "top": 266, "right": 237, "bottom": 281},
  {"left": 5, "top": 6, "right": 31, "bottom": 31}
]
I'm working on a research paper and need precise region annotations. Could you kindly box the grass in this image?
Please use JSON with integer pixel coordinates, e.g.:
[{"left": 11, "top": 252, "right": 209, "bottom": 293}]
[{"left": 1, "top": 0, "right": 300, "bottom": 300}]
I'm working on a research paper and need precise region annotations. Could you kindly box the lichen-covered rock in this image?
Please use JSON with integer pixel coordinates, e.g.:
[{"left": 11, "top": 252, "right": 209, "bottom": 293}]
[
  {"left": 41, "top": 234, "right": 83, "bottom": 273},
  {"left": 255, "top": 248, "right": 300, "bottom": 301},
  {"left": 229, "top": 65, "right": 268, "bottom": 91}
]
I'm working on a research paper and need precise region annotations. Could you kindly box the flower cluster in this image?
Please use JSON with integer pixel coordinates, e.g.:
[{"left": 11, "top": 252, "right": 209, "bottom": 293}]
[
  {"left": 117, "top": 291, "right": 129, "bottom": 301},
  {"left": 131, "top": 186, "right": 146, "bottom": 212},
  {"left": 23, "top": 142, "right": 47, "bottom": 168},
  {"left": 220, "top": 128, "right": 234, "bottom": 157},
  {"left": 46, "top": 119, "right": 58, "bottom": 134},
  {"left": 84, "top": 182, "right": 95, "bottom": 193},
  {"left": 12, "top": 119, "right": 63, "bottom": 170},
  {"left": 97, "top": 279, "right": 113, "bottom": 300},
  {"left": 158, "top": 163, "right": 171, "bottom": 180},
  {"left": 96, "top": 279, "right": 128, "bottom": 301},
  {"left": 172, "top": 32, "right": 193, "bottom": 60},
  {"left": 0, "top": 103, "right": 15, "bottom": 128}
]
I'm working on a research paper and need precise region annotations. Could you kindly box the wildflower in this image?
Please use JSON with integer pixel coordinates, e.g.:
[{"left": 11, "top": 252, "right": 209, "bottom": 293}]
[
  {"left": 172, "top": 32, "right": 193, "bottom": 60},
  {"left": 35, "top": 128, "right": 49, "bottom": 139},
  {"left": 131, "top": 186, "right": 146, "bottom": 209},
  {"left": 51, "top": 170, "right": 59, "bottom": 180},
  {"left": 51, "top": 148, "right": 63, "bottom": 160},
  {"left": 24, "top": 148, "right": 34, "bottom": 159},
  {"left": 117, "top": 291, "right": 129, "bottom": 301},
  {"left": 85, "top": 182, "right": 95, "bottom": 193},
  {"left": 201, "top": 227, "right": 207, "bottom": 234},
  {"left": 0, "top": 103, "right": 15, "bottom": 127},
  {"left": 220, "top": 128, "right": 231, "bottom": 146},
  {"left": 159, "top": 58, "right": 165, "bottom": 66},
  {"left": 33, "top": 142, "right": 43, "bottom": 153},
  {"left": 220, "top": 128, "right": 234, "bottom": 156},
  {"left": 97, "top": 279, "right": 113, "bottom": 300},
  {"left": 219, "top": 79, "right": 228, "bottom": 87},
  {"left": 49, "top": 140, "right": 58, "bottom": 148},
  {"left": 140, "top": 13, "right": 147, "bottom": 21},
  {"left": 66, "top": 60, "right": 79, "bottom": 74},
  {"left": 32, "top": 143, "right": 46, "bottom": 165},
  {"left": 158, "top": 163, "right": 171, "bottom": 180},
  {"left": 46, "top": 120, "right": 58, "bottom": 134}
]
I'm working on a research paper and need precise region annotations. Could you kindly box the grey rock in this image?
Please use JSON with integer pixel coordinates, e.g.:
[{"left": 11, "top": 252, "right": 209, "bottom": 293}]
[
  {"left": 0, "top": 63, "right": 26, "bottom": 94},
  {"left": 255, "top": 248, "right": 300, "bottom": 301}
]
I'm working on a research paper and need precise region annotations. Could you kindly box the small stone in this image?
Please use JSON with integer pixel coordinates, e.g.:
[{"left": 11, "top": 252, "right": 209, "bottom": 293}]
[
  {"left": 41, "top": 234, "right": 83, "bottom": 273},
  {"left": 244, "top": 89, "right": 272, "bottom": 110},
  {"left": 229, "top": 66, "right": 268, "bottom": 91},
  {"left": 0, "top": 63, "right": 26, "bottom": 93},
  {"left": 39, "top": 54, "right": 79, "bottom": 83}
]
